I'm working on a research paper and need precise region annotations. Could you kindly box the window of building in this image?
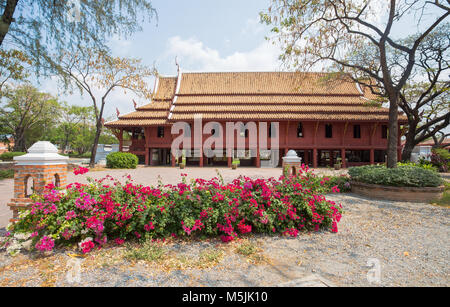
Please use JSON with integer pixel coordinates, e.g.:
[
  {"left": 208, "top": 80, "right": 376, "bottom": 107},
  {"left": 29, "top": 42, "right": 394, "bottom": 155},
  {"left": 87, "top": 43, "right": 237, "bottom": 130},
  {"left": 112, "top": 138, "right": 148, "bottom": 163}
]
[
  {"left": 381, "top": 125, "right": 388, "bottom": 139},
  {"left": 297, "top": 122, "right": 303, "bottom": 137},
  {"left": 325, "top": 124, "right": 333, "bottom": 138},
  {"left": 157, "top": 126, "right": 164, "bottom": 138},
  {"left": 353, "top": 125, "right": 361, "bottom": 138}
]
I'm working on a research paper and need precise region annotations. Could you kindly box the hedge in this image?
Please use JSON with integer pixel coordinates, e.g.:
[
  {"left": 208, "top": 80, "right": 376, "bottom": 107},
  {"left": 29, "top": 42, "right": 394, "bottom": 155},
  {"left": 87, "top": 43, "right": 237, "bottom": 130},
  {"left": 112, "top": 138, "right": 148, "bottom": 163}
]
[
  {"left": 106, "top": 152, "right": 138, "bottom": 169},
  {"left": 0, "top": 152, "right": 25, "bottom": 161},
  {"left": 348, "top": 164, "right": 443, "bottom": 187},
  {"left": 0, "top": 169, "right": 14, "bottom": 180}
]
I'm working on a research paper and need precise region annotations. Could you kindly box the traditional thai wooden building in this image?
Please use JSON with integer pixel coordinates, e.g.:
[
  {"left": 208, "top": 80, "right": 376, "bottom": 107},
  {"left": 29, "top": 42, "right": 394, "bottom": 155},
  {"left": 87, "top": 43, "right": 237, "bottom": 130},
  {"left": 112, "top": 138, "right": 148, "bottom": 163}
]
[{"left": 105, "top": 71, "right": 407, "bottom": 168}]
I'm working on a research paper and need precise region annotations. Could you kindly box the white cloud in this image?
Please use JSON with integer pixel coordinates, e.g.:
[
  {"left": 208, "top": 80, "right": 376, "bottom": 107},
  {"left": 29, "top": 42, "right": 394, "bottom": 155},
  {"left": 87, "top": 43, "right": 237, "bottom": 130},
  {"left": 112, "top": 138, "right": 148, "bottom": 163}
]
[
  {"left": 109, "top": 35, "right": 133, "bottom": 57},
  {"left": 241, "top": 17, "right": 264, "bottom": 36},
  {"left": 164, "top": 36, "right": 282, "bottom": 72}
]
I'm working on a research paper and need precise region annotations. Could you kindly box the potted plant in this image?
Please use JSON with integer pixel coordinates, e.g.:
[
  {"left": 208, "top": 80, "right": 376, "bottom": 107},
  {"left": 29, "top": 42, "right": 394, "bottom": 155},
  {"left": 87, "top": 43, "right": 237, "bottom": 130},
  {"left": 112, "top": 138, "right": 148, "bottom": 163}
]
[
  {"left": 334, "top": 158, "right": 342, "bottom": 170},
  {"left": 231, "top": 159, "right": 239, "bottom": 169},
  {"left": 179, "top": 156, "right": 186, "bottom": 169}
]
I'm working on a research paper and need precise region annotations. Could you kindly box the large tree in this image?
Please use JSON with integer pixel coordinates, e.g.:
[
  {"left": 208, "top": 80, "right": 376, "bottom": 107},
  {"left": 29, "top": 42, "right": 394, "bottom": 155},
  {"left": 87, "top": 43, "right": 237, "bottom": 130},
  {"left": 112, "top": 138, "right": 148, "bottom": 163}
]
[
  {"left": 47, "top": 102, "right": 94, "bottom": 152},
  {"left": 398, "top": 25, "right": 449, "bottom": 160},
  {"left": 56, "top": 49, "right": 153, "bottom": 167},
  {"left": 0, "top": 0, "right": 155, "bottom": 78},
  {"left": 0, "top": 49, "right": 31, "bottom": 92},
  {"left": 262, "top": 0, "right": 450, "bottom": 167},
  {"left": 0, "top": 84, "right": 61, "bottom": 151}
]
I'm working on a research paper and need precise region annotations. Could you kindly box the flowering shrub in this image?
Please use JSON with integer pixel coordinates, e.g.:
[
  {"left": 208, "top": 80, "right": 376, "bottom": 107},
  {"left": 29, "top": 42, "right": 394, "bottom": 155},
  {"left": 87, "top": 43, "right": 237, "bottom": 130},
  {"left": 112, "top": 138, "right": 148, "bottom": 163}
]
[
  {"left": 73, "top": 167, "right": 89, "bottom": 175},
  {"left": 430, "top": 149, "right": 450, "bottom": 173},
  {"left": 4, "top": 164, "right": 342, "bottom": 254}
]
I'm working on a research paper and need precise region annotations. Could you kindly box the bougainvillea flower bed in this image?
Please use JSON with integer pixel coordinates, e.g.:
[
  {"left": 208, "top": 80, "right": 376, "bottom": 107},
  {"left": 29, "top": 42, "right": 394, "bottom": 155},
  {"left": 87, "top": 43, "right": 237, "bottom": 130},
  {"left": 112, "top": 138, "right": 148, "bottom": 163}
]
[{"left": 3, "top": 165, "right": 342, "bottom": 254}]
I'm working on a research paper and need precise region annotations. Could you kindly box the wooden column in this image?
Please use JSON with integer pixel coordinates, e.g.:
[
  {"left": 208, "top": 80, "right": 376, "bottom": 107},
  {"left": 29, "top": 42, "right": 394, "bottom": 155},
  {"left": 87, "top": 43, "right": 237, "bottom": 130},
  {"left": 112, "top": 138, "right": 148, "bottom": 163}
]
[
  {"left": 118, "top": 128, "right": 124, "bottom": 152},
  {"left": 145, "top": 147, "right": 151, "bottom": 165},
  {"left": 304, "top": 151, "right": 309, "bottom": 166},
  {"left": 171, "top": 152, "right": 176, "bottom": 167},
  {"left": 330, "top": 150, "right": 334, "bottom": 167},
  {"left": 341, "top": 148, "right": 346, "bottom": 168},
  {"left": 256, "top": 125, "right": 260, "bottom": 168},
  {"left": 313, "top": 148, "right": 318, "bottom": 168},
  {"left": 144, "top": 127, "right": 150, "bottom": 166},
  {"left": 370, "top": 149, "right": 375, "bottom": 165}
]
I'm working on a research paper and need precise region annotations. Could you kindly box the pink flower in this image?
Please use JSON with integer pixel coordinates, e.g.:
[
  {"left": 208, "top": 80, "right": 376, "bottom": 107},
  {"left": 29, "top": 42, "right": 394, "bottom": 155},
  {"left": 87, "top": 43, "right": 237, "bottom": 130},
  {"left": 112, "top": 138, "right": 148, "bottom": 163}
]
[
  {"left": 81, "top": 239, "right": 95, "bottom": 253},
  {"left": 114, "top": 238, "right": 125, "bottom": 245},
  {"left": 65, "top": 210, "right": 77, "bottom": 220},
  {"left": 220, "top": 235, "right": 234, "bottom": 243},
  {"left": 35, "top": 236, "right": 55, "bottom": 252},
  {"left": 73, "top": 167, "right": 89, "bottom": 175}
]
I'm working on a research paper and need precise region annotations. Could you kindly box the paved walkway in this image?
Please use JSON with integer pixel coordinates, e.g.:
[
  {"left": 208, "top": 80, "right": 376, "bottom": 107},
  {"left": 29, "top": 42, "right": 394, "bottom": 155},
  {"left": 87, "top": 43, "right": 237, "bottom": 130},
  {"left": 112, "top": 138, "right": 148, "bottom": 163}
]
[{"left": 0, "top": 166, "right": 347, "bottom": 228}]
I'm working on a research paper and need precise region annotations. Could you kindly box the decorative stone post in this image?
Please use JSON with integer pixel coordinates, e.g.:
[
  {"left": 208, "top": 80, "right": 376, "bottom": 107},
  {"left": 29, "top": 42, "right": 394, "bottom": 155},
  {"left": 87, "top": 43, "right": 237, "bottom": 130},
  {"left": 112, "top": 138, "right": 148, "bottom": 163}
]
[
  {"left": 7, "top": 141, "right": 68, "bottom": 222},
  {"left": 282, "top": 149, "right": 302, "bottom": 176}
]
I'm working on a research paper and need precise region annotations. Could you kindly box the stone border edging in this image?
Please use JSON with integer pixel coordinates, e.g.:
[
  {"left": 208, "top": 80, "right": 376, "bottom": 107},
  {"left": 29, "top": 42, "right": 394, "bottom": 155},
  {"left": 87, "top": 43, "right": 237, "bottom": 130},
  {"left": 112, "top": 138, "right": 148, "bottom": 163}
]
[{"left": 350, "top": 181, "right": 444, "bottom": 203}]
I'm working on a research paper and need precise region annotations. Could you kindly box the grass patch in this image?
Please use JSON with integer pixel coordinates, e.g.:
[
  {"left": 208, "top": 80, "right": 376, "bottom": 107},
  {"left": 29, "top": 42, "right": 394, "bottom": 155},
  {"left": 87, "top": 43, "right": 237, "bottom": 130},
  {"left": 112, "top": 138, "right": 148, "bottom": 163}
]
[
  {"left": 236, "top": 241, "right": 259, "bottom": 256},
  {"left": 123, "top": 241, "right": 224, "bottom": 270},
  {"left": 124, "top": 241, "right": 167, "bottom": 262},
  {"left": 431, "top": 181, "right": 450, "bottom": 207},
  {"left": 235, "top": 240, "right": 267, "bottom": 264},
  {"left": 198, "top": 248, "right": 224, "bottom": 265}
]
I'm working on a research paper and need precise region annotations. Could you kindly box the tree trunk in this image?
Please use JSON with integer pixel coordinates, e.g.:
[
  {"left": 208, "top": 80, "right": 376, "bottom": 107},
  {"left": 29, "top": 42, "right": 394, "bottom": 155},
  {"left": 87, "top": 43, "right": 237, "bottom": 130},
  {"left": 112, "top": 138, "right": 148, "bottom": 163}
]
[
  {"left": 13, "top": 128, "right": 26, "bottom": 152},
  {"left": 401, "top": 121, "right": 418, "bottom": 162},
  {"left": 386, "top": 95, "right": 399, "bottom": 168},
  {"left": 0, "top": 0, "right": 19, "bottom": 47},
  {"left": 89, "top": 100, "right": 106, "bottom": 168},
  {"left": 89, "top": 120, "right": 102, "bottom": 168},
  {"left": 401, "top": 141, "right": 415, "bottom": 162}
]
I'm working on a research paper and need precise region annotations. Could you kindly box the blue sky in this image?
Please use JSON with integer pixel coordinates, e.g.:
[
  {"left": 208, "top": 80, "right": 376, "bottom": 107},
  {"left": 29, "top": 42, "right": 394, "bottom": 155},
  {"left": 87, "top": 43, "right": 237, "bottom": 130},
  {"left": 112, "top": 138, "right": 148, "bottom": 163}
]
[
  {"left": 40, "top": 0, "right": 447, "bottom": 119},
  {"left": 43, "top": 0, "right": 279, "bottom": 118}
]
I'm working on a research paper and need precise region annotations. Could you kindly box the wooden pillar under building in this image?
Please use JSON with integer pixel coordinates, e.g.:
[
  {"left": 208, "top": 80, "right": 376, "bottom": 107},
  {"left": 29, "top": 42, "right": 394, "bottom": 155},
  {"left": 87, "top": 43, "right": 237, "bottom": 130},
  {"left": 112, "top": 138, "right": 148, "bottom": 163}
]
[
  {"left": 313, "top": 148, "right": 318, "bottom": 168},
  {"left": 145, "top": 150, "right": 149, "bottom": 165},
  {"left": 304, "top": 151, "right": 309, "bottom": 166},
  {"left": 397, "top": 148, "right": 402, "bottom": 162},
  {"left": 171, "top": 151, "right": 176, "bottom": 167},
  {"left": 370, "top": 149, "right": 375, "bottom": 165},
  {"left": 118, "top": 128, "right": 124, "bottom": 152},
  {"left": 341, "top": 148, "right": 346, "bottom": 168},
  {"left": 256, "top": 126, "right": 260, "bottom": 168}
]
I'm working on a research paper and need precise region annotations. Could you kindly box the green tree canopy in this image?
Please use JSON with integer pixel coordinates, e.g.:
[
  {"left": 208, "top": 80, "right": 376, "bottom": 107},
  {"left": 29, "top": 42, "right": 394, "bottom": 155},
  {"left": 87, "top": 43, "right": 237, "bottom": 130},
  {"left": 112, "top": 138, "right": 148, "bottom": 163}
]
[
  {"left": 0, "top": 84, "right": 61, "bottom": 151},
  {"left": 0, "top": 0, "right": 155, "bottom": 78}
]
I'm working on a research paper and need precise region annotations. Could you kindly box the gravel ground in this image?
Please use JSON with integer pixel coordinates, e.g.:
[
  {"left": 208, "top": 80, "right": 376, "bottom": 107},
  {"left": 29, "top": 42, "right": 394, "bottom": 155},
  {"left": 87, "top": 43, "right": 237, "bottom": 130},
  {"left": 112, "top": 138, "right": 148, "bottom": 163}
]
[{"left": 0, "top": 192, "right": 448, "bottom": 287}]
